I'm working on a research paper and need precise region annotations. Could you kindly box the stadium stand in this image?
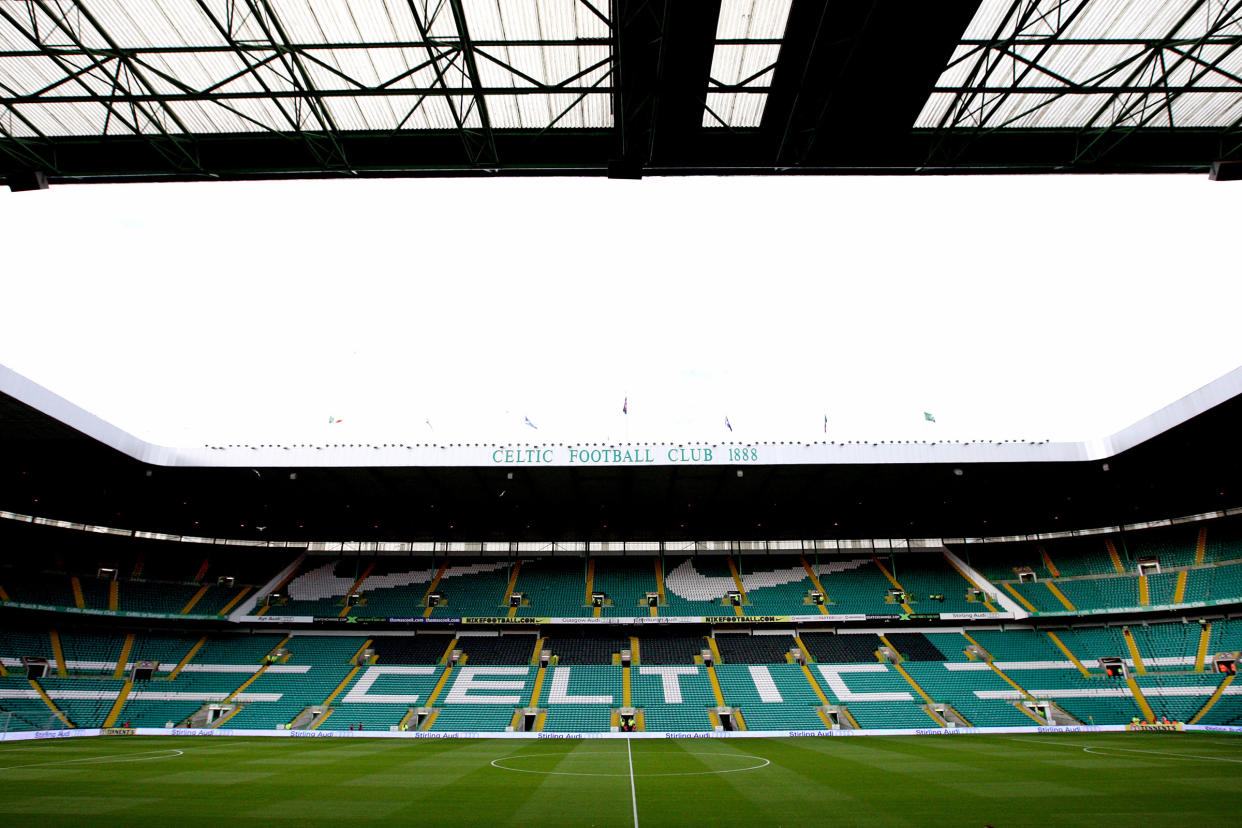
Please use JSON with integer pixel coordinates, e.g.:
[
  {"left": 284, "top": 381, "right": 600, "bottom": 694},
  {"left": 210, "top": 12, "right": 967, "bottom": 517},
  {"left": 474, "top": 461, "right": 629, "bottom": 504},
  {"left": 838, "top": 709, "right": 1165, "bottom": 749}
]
[{"left": 5, "top": 512, "right": 1242, "bottom": 736}]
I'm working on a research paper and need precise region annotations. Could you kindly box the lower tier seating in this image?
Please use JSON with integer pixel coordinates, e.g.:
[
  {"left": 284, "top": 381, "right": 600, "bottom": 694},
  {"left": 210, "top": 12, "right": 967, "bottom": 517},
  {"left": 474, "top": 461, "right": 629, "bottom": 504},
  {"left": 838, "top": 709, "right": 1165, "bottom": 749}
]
[{"left": 0, "top": 619, "right": 1238, "bottom": 733}]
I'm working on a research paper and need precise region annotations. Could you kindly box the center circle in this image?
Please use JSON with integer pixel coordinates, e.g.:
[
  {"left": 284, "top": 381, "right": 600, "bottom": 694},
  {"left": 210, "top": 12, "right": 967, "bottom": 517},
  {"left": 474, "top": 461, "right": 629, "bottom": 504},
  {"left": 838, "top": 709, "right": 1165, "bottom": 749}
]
[{"left": 490, "top": 750, "right": 769, "bottom": 777}]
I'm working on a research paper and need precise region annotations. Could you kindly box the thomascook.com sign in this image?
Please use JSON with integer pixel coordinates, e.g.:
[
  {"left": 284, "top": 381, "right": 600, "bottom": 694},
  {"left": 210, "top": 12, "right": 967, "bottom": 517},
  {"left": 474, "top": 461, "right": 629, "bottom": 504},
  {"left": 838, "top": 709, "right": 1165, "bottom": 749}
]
[{"left": 491, "top": 446, "right": 762, "bottom": 467}]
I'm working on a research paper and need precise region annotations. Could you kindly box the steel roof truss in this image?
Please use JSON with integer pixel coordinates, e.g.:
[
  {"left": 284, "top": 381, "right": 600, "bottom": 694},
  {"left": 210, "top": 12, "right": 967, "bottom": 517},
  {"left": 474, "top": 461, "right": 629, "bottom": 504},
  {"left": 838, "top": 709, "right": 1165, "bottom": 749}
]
[{"left": 0, "top": 0, "right": 206, "bottom": 174}]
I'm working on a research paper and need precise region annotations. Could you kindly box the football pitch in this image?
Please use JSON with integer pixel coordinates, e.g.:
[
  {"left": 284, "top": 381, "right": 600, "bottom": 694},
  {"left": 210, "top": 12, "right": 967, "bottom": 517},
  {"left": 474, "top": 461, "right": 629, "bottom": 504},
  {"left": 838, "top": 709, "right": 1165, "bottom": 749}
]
[{"left": 1, "top": 733, "right": 1240, "bottom": 827}]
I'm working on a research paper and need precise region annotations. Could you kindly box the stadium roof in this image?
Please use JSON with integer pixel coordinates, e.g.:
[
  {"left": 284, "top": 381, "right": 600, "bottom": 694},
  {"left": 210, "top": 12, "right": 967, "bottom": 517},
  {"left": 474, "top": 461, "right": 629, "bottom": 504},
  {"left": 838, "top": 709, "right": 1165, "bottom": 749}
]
[
  {"left": 2, "top": 0, "right": 1241, "bottom": 186},
  {"left": 4, "top": 366, "right": 1242, "bottom": 542},
  {"left": 6, "top": 362, "right": 1242, "bottom": 469}
]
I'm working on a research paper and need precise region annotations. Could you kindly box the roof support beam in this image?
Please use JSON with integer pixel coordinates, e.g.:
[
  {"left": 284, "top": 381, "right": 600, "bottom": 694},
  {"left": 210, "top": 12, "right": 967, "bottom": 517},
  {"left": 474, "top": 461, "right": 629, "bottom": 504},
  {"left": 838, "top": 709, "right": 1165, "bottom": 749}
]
[
  {"left": 610, "top": 0, "right": 664, "bottom": 177},
  {"left": 646, "top": 0, "right": 721, "bottom": 166},
  {"left": 768, "top": 0, "right": 983, "bottom": 168},
  {"left": 447, "top": 0, "right": 498, "bottom": 167}
]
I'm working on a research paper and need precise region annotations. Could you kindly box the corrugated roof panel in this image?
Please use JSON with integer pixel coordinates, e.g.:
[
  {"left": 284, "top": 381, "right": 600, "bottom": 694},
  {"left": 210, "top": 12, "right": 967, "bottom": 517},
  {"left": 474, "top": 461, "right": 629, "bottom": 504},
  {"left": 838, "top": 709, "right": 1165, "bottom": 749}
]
[
  {"left": 374, "top": 95, "right": 463, "bottom": 130},
  {"left": 330, "top": 47, "right": 443, "bottom": 91},
  {"left": 257, "top": 0, "right": 388, "bottom": 45},
  {"left": 0, "top": 17, "right": 32, "bottom": 52},
  {"left": 549, "top": 43, "right": 610, "bottom": 87},
  {"left": 956, "top": 0, "right": 1199, "bottom": 40},
  {"left": 324, "top": 93, "right": 390, "bottom": 130},
  {"left": 709, "top": 44, "right": 779, "bottom": 87},
  {"left": 702, "top": 1, "right": 790, "bottom": 128},
  {"left": 1068, "top": 0, "right": 1203, "bottom": 40},
  {"left": 703, "top": 91, "right": 765, "bottom": 127},
  {"left": 341, "top": 0, "right": 423, "bottom": 42},
  {"left": 300, "top": 47, "right": 379, "bottom": 91},
  {"left": 5, "top": 3, "right": 110, "bottom": 50},
  {"left": 0, "top": 56, "right": 69, "bottom": 97},
  {"left": 483, "top": 94, "right": 524, "bottom": 127},
  {"left": 1174, "top": 91, "right": 1242, "bottom": 126},
  {"left": 163, "top": 99, "right": 250, "bottom": 133},
  {"left": 485, "top": 91, "right": 609, "bottom": 128},
  {"left": 142, "top": 51, "right": 265, "bottom": 98},
  {"left": 211, "top": 95, "right": 305, "bottom": 131},
  {"left": 13, "top": 101, "right": 113, "bottom": 136},
  {"left": 0, "top": 107, "right": 38, "bottom": 139},
  {"left": 715, "top": 0, "right": 792, "bottom": 40},
  {"left": 470, "top": 0, "right": 609, "bottom": 41},
  {"left": 473, "top": 44, "right": 608, "bottom": 88},
  {"left": 475, "top": 47, "right": 540, "bottom": 88}
]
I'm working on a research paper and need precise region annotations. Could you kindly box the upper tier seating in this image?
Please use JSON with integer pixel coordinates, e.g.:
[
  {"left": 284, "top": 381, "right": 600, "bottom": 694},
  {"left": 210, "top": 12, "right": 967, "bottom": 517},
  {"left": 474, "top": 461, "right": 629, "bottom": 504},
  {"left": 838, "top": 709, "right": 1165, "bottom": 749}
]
[
  {"left": 458, "top": 635, "right": 537, "bottom": 665},
  {"left": 800, "top": 632, "right": 882, "bottom": 663},
  {"left": 962, "top": 518, "right": 1242, "bottom": 616},
  {"left": 735, "top": 555, "right": 817, "bottom": 614},
  {"left": 372, "top": 635, "right": 454, "bottom": 665},
  {"left": 885, "top": 633, "right": 946, "bottom": 662},
  {"left": 661, "top": 556, "right": 740, "bottom": 617},
  {"left": 513, "top": 558, "right": 591, "bottom": 618},
  {"left": 592, "top": 557, "right": 656, "bottom": 615},
  {"left": 346, "top": 557, "right": 440, "bottom": 617},
  {"left": 430, "top": 561, "right": 515, "bottom": 617},
  {"left": 545, "top": 635, "right": 629, "bottom": 664},
  {"left": 638, "top": 636, "right": 705, "bottom": 665},
  {"left": 714, "top": 634, "right": 794, "bottom": 664}
]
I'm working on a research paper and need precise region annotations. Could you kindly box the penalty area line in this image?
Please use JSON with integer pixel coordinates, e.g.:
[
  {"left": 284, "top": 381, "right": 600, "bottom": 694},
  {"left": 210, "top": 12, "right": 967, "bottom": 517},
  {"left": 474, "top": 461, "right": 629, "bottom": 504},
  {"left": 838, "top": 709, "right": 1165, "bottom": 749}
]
[
  {"left": 627, "top": 738, "right": 638, "bottom": 828},
  {"left": 1007, "top": 737, "right": 1242, "bottom": 764}
]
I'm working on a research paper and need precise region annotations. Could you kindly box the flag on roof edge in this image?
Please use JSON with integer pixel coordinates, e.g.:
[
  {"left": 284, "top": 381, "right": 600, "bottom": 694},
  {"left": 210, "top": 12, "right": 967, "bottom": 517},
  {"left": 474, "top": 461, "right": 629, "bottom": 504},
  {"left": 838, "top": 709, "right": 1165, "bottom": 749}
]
[
  {"left": 823, "top": 414, "right": 828, "bottom": 433},
  {"left": 924, "top": 412, "right": 936, "bottom": 423},
  {"left": 524, "top": 416, "right": 538, "bottom": 429},
  {"left": 622, "top": 397, "right": 628, "bottom": 415},
  {"left": 725, "top": 416, "right": 732, "bottom": 432}
]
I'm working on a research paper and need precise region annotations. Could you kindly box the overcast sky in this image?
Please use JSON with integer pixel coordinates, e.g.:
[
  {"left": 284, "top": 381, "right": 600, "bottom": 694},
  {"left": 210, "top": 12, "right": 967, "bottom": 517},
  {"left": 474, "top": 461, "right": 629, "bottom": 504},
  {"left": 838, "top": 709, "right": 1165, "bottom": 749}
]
[{"left": 1, "top": 173, "right": 1239, "bottom": 447}]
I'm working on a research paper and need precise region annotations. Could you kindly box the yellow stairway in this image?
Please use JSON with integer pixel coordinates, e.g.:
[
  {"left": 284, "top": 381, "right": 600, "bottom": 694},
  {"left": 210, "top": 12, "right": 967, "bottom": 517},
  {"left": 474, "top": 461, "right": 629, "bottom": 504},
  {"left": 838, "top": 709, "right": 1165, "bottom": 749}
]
[
  {"left": 421, "top": 561, "right": 448, "bottom": 618},
  {"left": 337, "top": 562, "right": 375, "bottom": 617},
  {"left": 872, "top": 557, "right": 913, "bottom": 613},
  {"left": 1125, "top": 677, "right": 1156, "bottom": 722},
  {"left": 112, "top": 634, "right": 135, "bottom": 680},
  {"left": 799, "top": 556, "right": 830, "bottom": 614},
  {"left": 503, "top": 561, "right": 523, "bottom": 618},
  {"left": 1189, "top": 675, "right": 1235, "bottom": 724},
  {"left": 1046, "top": 632, "right": 1091, "bottom": 677},
  {"left": 29, "top": 679, "right": 73, "bottom": 728},
  {"left": 1195, "top": 622, "right": 1213, "bottom": 673},
  {"left": 179, "top": 585, "right": 210, "bottom": 615},
  {"left": 102, "top": 681, "right": 134, "bottom": 728},
  {"left": 1123, "top": 628, "right": 1147, "bottom": 675}
]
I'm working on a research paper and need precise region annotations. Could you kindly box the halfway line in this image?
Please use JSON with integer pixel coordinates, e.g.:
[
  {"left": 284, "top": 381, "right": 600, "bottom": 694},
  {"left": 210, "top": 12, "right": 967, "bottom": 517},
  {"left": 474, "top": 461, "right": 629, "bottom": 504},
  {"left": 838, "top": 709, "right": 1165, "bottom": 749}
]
[{"left": 627, "top": 738, "right": 639, "bottom": 828}]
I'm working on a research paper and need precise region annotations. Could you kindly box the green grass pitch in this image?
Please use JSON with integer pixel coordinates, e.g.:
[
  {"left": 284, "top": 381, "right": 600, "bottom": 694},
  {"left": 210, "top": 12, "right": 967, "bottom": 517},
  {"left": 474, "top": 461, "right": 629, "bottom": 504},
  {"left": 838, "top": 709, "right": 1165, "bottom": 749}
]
[{"left": 1, "top": 733, "right": 1240, "bottom": 827}]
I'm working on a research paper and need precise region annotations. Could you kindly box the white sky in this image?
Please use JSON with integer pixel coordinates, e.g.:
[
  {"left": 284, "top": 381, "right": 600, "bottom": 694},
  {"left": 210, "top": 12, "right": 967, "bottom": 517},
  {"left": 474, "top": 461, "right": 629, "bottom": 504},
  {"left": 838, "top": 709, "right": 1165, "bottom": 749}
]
[{"left": 1, "top": 174, "right": 1239, "bottom": 447}]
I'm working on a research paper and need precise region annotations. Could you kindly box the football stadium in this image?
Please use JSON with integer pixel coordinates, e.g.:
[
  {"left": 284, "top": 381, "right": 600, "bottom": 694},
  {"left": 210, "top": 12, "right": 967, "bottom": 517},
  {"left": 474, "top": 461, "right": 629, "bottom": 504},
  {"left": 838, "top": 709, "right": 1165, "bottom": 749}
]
[{"left": 3, "top": 0, "right": 1242, "bottom": 826}]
